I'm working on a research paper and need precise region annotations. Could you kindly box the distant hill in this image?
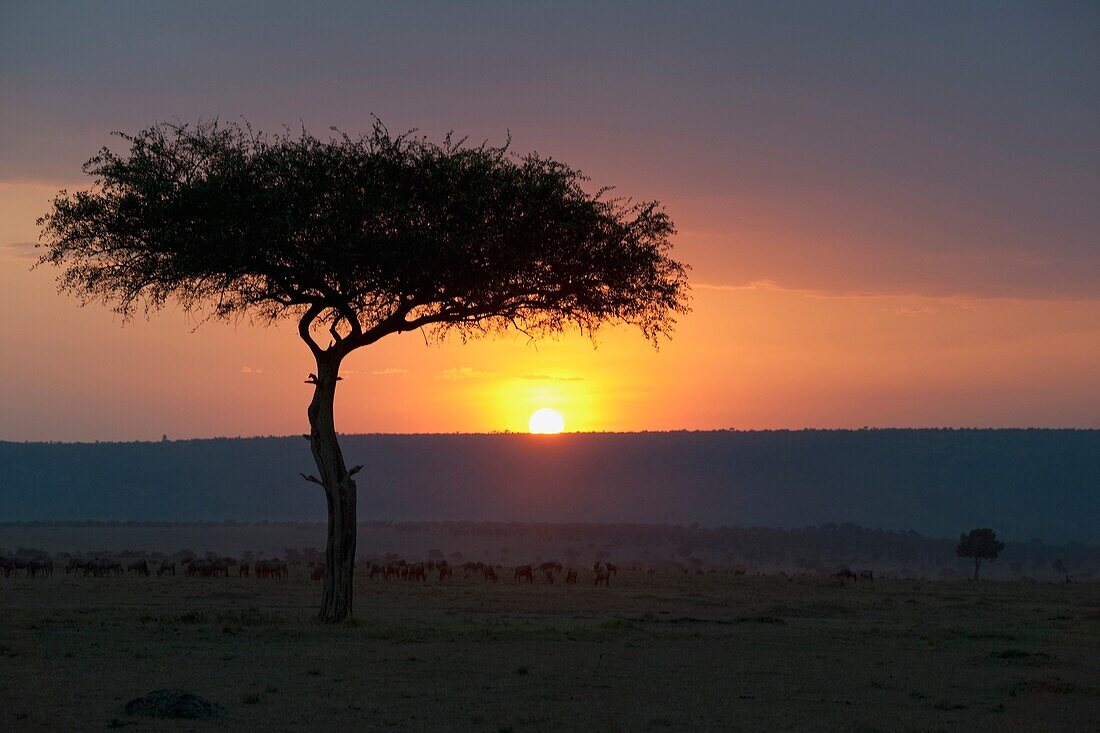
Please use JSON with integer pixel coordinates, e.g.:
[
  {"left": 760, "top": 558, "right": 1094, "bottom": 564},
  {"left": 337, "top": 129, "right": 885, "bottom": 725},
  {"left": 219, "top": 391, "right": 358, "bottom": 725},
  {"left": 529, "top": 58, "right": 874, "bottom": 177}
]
[{"left": 1, "top": 430, "right": 1097, "bottom": 543}]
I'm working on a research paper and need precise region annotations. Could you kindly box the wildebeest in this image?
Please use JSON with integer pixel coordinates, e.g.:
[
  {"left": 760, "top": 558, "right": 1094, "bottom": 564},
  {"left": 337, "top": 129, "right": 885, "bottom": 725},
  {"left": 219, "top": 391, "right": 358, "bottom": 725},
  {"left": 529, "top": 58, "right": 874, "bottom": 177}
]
[
  {"left": 565, "top": 568, "right": 578, "bottom": 584},
  {"left": 238, "top": 562, "right": 250, "bottom": 577},
  {"left": 438, "top": 563, "right": 453, "bottom": 582},
  {"left": 483, "top": 565, "right": 498, "bottom": 583},
  {"left": 127, "top": 560, "right": 150, "bottom": 577},
  {"left": 513, "top": 564, "right": 534, "bottom": 583},
  {"left": 833, "top": 568, "right": 858, "bottom": 583},
  {"left": 156, "top": 562, "right": 176, "bottom": 577},
  {"left": 594, "top": 568, "right": 610, "bottom": 586},
  {"left": 538, "top": 561, "right": 563, "bottom": 575},
  {"left": 860, "top": 570, "right": 874, "bottom": 582},
  {"left": 254, "top": 559, "right": 288, "bottom": 579},
  {"left": 24, "top": 558, "right": 54, "bottom": 577}
]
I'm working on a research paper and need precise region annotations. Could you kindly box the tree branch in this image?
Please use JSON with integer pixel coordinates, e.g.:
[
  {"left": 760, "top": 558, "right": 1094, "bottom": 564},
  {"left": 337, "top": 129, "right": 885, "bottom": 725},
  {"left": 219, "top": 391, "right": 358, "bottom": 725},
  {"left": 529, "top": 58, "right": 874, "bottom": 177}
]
[{"left": 297, "top": 303, "right": 326, "bottom": 357}]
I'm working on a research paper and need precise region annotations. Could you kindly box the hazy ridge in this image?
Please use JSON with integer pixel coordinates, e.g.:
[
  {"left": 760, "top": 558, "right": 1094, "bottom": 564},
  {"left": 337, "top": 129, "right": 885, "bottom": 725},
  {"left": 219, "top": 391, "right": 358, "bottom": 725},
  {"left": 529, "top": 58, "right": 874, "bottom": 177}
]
[{"left": 1, "top": 429, "right": 1097, "bottom": 543}]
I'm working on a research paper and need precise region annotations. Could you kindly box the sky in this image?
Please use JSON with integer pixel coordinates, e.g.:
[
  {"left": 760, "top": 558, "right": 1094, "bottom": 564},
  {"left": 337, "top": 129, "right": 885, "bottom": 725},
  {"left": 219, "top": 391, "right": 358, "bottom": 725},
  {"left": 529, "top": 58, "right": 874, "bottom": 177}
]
[{"left": 1, "top": 1, "right": 1098, "bottom": 440}]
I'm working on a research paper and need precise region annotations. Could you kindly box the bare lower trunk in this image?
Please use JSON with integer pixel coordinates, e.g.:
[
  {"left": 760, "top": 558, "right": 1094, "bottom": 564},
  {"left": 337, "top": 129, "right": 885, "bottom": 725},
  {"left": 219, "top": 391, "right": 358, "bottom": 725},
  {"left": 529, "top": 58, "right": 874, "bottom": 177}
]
[
  {"left": 307, "top": 356, "right": 356, "bottom": 622},
  {"left": 973, "top": 556, "right": 981, "bottom": 581}
]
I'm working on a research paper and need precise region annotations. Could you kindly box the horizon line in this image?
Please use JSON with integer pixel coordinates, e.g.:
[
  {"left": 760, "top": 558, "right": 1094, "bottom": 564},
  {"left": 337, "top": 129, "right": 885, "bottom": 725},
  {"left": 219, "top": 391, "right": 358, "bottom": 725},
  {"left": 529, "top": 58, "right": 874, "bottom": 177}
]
[{"left": 3, "top": 426, "right": 1098, "bottom": 446}]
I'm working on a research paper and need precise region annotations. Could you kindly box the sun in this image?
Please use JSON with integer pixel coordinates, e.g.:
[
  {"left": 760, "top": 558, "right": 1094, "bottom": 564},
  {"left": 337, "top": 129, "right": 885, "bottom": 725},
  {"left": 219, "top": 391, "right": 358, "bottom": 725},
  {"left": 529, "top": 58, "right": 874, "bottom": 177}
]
[{"left": 528, "top": 407, "right": 565, "bottom": 434}]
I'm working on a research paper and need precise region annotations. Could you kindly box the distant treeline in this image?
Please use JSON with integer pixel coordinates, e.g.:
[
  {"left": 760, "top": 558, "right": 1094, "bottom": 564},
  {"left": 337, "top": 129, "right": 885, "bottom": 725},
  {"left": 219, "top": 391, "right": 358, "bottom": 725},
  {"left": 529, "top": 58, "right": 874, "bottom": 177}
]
[
  {"left": 2, "top": 429, "right": 1098, "bottom": 543},
  {"left": 2, "top": 520, "right": 1096, "bottom": 574}
]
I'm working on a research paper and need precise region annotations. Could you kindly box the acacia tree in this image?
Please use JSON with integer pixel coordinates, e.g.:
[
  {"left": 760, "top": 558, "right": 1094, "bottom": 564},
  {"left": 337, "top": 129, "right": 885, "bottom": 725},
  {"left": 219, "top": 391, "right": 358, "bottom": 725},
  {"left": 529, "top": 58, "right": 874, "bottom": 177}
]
[
  {"left": 955, "top": 527, "right": 1005, "bottom": 580},
  {"left": 37, "top": 120, "right": 690, "bottom": 621}
]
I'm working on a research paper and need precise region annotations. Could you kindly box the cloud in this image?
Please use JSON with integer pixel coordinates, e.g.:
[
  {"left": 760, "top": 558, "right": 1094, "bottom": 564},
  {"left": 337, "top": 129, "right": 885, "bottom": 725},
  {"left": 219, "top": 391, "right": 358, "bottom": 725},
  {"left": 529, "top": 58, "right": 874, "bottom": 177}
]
[
  {"left": 371, "top": 367, "right": 409, "bottom": 376},
  {"left": 519, "top": 374, "right": 584, "bottom": 382},
  {"left": 3, "top": 242, "right": 39, "bottom": 259},
  {"left": 440, "top": 366, "right": 492, "bottom": 380},
  {"left": 883, "top": 306, "right": 939, "bottom": 317},
  {"left": 694, "top": 280, "right": 880, "bottom": 299},
  {"left": 695, "top": 280, "right": 1097, "bottom": 305}
]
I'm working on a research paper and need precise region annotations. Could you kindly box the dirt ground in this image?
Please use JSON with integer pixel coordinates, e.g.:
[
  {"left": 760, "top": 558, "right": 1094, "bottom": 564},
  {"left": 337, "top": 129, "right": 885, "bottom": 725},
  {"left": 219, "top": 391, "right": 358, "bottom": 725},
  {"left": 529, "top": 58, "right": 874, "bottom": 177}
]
[{"left": 1, "top": 570, "right": 1098, "bottom": 732}]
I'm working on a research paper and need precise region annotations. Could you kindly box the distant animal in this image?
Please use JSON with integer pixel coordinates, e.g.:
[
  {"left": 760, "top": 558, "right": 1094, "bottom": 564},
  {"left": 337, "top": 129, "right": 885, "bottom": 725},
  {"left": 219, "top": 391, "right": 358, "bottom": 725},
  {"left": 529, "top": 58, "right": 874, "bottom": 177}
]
[
  {"left": 860, "top": 570, "right": 874, "bottom": 582},
  {"left": 438, "top": 563, "right": 453, "bottom": 582},
  {"left": 407, "top": 562, "right": 427, "bottom": 582},
  {"left": 127, "top": 560, "right": 150, "bottom": 577},
  {"left": 255, "top": 559, "right": 288, "bottom": 579},
  {"left": 26, "top": 558, "right": 54, "bottom": 577},
  {"left": 513, "top": 564, "right": 534, "bottom": 583},
  {"left": 833, "top": 568, "right": 858, "bottom": 583},
  {"left": 483, "top": 565, "right": 498, "bottom": 583},
  {"left": 156, "top": 562, "right": 176, "bottom": 577},
  {"left": 538, "top": 561, "right": 562, "bottom": 575},
  {"left": 238, "top": 562, "right": 250, "bottom": 577},
  {"left": 594, "top": 568, "right": 610, "bottom": 586},
  {"left": 605, "top": 563, "right": 618, "bottom": 576},
  {"left": 310, "top": 564, "right": 324, "bottom": 581},
  {"left": 565, "top": 568, "right": 578, "bottom": 585}
]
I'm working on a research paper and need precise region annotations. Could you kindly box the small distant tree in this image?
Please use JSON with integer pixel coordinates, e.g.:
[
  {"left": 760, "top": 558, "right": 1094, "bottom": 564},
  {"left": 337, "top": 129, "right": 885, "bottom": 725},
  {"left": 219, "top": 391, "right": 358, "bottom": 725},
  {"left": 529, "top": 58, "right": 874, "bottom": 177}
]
[
  {"left": 1052, "top": 558, "right": 1070, "bottom": 583},
  {"left": 955, "top": 528, "right": 1005, "bottom": 580}
]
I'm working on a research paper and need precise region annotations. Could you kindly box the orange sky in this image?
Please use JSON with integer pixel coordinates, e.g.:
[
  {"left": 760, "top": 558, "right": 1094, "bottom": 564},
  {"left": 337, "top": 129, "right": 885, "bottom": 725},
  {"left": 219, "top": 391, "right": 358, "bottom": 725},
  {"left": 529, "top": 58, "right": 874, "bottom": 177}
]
[
  {"left": 1, "top": 4, "right": 1098, "bottom": 440},
  {"left": 3, "top": 176, "right": 1098, "bottom": 440}
]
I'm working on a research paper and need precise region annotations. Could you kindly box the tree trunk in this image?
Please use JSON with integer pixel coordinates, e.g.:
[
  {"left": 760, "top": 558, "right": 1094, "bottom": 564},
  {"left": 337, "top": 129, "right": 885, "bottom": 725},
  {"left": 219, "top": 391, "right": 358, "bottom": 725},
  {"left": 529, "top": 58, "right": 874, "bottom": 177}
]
[
  {"left": 973, "top": 556, "right": 981, "bottom": 581},
  {"left": 307, "top": 355, "right": 356, "bottom": 622}
]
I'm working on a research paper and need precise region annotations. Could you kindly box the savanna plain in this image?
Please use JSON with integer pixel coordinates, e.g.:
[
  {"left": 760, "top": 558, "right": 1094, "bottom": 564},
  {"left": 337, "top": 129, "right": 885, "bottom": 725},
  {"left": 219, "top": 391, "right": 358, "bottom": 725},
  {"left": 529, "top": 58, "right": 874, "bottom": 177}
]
[{"left": 2, "top": 554, "right": 1098, "bottom": 732}]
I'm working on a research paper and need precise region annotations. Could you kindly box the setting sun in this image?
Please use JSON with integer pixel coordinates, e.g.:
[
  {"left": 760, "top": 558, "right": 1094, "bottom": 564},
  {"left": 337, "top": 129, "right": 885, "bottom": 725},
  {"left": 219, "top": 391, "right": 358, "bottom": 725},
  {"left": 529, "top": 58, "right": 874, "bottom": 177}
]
[{"left": 528, "top": 408, "right": 565, "bottom": 434}]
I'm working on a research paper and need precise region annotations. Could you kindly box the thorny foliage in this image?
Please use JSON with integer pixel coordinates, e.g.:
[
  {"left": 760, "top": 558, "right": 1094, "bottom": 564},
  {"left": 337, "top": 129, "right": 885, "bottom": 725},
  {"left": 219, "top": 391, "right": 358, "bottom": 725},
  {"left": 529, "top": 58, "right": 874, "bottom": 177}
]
[{"left": 38, "top": 120, "right": 690, "bottom": 361}]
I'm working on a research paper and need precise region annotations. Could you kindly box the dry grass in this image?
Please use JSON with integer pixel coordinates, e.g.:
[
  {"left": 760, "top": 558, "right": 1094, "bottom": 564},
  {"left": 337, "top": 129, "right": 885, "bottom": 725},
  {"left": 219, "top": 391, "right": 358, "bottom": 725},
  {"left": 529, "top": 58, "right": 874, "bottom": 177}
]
[{"left": 1, "top": 571, "right": 1098, "bottom": 731}]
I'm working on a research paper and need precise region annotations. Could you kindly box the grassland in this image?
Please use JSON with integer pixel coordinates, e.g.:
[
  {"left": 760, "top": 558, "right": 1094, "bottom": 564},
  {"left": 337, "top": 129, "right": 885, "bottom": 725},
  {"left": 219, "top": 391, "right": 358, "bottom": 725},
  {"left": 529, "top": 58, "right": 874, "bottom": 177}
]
[{"left": 1, "top": 569, "right": 1097, "bottom": 732}]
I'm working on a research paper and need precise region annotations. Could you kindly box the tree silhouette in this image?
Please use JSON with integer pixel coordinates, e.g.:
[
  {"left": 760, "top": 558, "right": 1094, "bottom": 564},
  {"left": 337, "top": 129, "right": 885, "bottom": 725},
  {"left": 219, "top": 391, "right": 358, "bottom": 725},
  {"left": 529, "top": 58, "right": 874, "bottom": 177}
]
[
  {"left": 37, "top": 120, "right": 690, "bottom": 621},
  {"left": 1052, "top": 558, "right": 1070, "bottom": 583},
  {"left": 955, "top": 527, "right": 1004, "bottom": 580}
]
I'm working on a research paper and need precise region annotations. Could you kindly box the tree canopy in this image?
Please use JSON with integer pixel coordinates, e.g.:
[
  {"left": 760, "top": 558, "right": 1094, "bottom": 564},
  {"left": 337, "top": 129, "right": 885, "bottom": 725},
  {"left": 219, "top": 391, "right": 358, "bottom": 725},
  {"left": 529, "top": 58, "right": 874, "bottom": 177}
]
[
  {"left": 37, "top": 120, "right": 690, "bottom": 357},
  {"left": 956, "top": 527, "right": 1004, "bottom": 579}
]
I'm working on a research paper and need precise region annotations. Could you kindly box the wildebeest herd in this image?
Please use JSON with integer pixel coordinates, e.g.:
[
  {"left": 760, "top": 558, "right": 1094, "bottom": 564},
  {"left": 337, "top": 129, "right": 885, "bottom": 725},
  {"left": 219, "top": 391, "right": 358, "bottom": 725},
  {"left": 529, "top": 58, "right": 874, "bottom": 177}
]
[
  {"left": 1, "top": 553, "right": 881, "bottom": 589},
  {"left": 0, "top": 556, "right": 55, "bottom": 577},
  {"left": 0, "top": 554, "right": 629, "bottom": 586}
]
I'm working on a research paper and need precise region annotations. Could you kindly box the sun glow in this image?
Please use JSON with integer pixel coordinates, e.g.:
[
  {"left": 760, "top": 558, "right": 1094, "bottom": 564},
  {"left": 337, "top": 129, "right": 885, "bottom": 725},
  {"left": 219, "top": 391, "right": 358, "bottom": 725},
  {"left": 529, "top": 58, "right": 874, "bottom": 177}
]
[{"left": 528, "top": 407, "right": 565, "bottom": 434}]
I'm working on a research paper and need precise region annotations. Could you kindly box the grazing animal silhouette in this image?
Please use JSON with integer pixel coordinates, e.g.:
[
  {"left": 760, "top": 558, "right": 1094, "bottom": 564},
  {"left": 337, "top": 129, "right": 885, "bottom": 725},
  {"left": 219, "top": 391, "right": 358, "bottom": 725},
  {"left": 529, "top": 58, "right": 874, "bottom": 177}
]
[
  {"left": 860, "top": 570, "right": 874, "bottom": 582},
  {"left": 513, "top": 564, "right": 534, "bottom": 583},
  {"left": 156, "top": 562, "right": 176, "bottom": 577},
  {"left": 127, "top": 560, "right": 150, "bottom": 577},
  {"left": 438, "top": 563, "right": 453, "bottom": 582},
  {"left": 594, "top": 568, "right": 610, "bottom": 586},
  {"left": 565, "top": 568, "right": 578, "bottom": 584},
  {"left": 483, "top": 565, "right": 498, "bottom": 583}
]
